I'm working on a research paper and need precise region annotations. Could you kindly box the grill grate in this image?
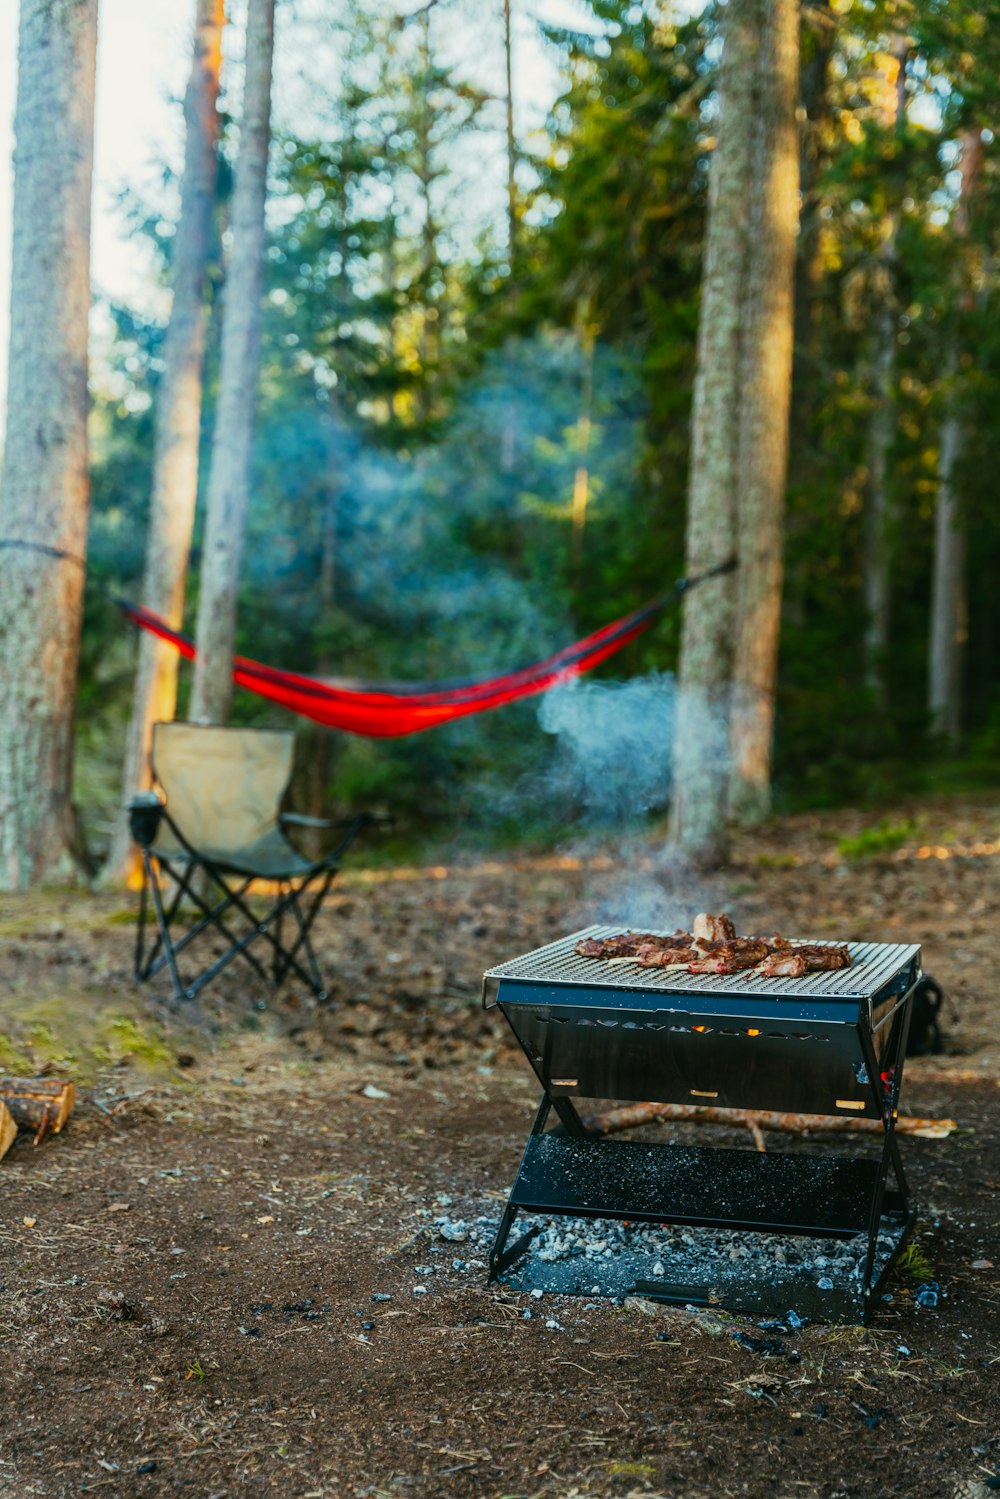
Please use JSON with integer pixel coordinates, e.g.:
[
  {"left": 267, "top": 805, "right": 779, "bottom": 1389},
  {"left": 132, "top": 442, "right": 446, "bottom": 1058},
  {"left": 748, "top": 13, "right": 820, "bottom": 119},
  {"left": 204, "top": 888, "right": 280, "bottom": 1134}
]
[{"left": 485, "top": 927, "right": 920, "bottom": 1004}]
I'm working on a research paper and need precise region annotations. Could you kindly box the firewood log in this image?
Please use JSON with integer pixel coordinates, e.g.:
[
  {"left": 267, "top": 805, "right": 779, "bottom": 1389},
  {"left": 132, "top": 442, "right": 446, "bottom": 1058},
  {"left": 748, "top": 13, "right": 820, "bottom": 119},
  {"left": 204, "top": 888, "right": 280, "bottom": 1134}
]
[
  {"left": 585, "top": 1100, "right": 956, "bottom": 1140},
  {"left": 0, "top": 1103, "right": 15, "bottom": 1161},
  {"left": 0, "top": 1078, "right": 76, "bottom": 1143}
]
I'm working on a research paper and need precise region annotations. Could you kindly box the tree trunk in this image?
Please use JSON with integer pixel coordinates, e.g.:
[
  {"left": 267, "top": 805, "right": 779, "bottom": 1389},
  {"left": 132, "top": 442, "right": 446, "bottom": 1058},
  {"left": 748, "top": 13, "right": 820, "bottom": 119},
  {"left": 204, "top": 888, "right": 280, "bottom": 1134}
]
[
  {"left": 503, "top": 0, "right": 518, "bottom": 271},
  {"left": 671, "top": 0, "right": 800, "bottom": 866},
  {"left": 0, "top": 0, "right": 98, "bottom": 891},
  {"left": 927, "top": 375, "right": 967, "bottom": 743},
  {"left": 928, "top": 128, "right": 983, "bottom": 744},
  {"left": 190, "top": 0, "right": 275, "bottom": 725},
  {"left": 728, "top": 0, "right": 800, "bottom": 824},
  {"left": 104, "top": 0, "right": 224, "bottom": 883},
  {"left": 862, "top": 36, "right": 908, "bottom": 702}
]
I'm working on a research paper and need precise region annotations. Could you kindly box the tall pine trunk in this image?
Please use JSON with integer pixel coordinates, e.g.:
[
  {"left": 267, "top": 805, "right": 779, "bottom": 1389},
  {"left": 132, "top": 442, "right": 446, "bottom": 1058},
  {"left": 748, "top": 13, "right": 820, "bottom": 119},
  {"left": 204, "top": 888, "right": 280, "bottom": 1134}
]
[
  {"left": 671, "top": 0, "right": 799, "bottom": 862},
  {"left": 191, "top": 0, "right": 275, "bottom": 724},
  {"left": 0, "top": 0, "right": 99, "bottom": 890},
  {"left": 104, "top": 0, "right": 224, "bottom": 882},
  {"left": 928, "top": 128, "right": 984, "bottom": 744},
  {"left": 668, "top": 0, "right": 758, "bottom": 867},
  {"left": 862, "top": 35, "right": 907, "bottom": 702},
  {"left": 728, "top": 0, "right": 800, "bottom": 823}
]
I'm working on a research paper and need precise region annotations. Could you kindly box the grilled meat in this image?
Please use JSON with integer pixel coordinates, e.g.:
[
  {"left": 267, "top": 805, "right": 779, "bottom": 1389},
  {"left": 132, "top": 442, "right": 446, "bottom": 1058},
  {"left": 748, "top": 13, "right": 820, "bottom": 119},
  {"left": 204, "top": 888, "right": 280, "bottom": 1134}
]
[
  {"left": 575, "top": 914, "right": 851, "bottom": 977},
  {"left": 692, "top": 912, "right": 737, "bottom": 943}
]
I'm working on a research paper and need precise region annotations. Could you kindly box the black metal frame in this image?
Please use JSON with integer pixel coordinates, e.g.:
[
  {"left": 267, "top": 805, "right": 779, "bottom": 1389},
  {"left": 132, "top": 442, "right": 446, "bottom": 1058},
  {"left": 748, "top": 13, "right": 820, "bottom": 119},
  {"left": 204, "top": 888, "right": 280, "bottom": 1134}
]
[
  {"left": 132, "top": 799, "right": 371, "bottom": 1004},
  {"left": 486, "top": 954, "right": 920, "bottom": 1325}
]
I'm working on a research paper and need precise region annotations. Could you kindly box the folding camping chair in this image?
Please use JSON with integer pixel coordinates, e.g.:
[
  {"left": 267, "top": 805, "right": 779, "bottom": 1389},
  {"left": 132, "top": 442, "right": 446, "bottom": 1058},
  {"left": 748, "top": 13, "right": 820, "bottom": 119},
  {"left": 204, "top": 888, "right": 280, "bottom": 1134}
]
[{"left": 130, "top": 722, "right": 376, "bottom": 1004}]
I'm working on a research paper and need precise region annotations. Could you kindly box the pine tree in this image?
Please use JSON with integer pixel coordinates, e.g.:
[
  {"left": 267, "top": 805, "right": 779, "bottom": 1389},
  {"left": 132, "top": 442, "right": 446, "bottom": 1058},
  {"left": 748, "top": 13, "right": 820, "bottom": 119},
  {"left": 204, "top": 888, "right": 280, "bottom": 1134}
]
[
  {"left": 0, "top": 0, "right": 99, "bottom": 889},
  {"left": 104, "top": 0, "right": 224, "bottom": 881},
  {"left": 191, "top": 0, "right": 276, "bottom": 724}
]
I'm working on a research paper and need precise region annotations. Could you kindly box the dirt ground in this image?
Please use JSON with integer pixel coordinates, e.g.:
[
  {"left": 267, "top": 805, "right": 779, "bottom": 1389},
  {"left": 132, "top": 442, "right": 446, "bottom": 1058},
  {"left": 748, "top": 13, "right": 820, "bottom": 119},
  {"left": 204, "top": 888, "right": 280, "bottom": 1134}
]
[{"left": 0, "top": 796, "right": 998, "bottom": 1499}]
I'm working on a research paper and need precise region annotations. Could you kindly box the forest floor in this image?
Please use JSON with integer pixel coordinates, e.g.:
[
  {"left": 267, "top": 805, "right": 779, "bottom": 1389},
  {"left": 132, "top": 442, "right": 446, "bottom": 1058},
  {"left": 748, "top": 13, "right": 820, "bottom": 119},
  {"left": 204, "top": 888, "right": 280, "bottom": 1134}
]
[{"left": 0, "top": 793, "right": 997, "bottom": 1499}]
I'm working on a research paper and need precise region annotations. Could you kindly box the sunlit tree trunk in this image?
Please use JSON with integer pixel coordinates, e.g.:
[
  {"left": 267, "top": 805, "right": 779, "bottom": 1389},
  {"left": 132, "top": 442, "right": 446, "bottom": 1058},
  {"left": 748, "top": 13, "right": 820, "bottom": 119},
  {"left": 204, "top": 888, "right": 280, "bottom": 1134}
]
[
  {"left": 668, "top": 0, "right": 758, "bottom": 867},
  {"left": 862, "top": 35, "right": 907, "bottom": 702},
  {"left": 928, "top": 128, "right": 984, "bottom": 745},
  {"left": 0, "top": 0, "right": 98, "bottom": 890},
  {"left": 104, "top": 0, "right": 224, "bottom": 883},
  {"left": 728, "top": 0, "right": 799, "bottom": 823},
  {"left": 191, "top": 0, "right": 275, "bottom": 724},
  {"left": 503, "top": 0, "right": 518, "bottom": 271}
]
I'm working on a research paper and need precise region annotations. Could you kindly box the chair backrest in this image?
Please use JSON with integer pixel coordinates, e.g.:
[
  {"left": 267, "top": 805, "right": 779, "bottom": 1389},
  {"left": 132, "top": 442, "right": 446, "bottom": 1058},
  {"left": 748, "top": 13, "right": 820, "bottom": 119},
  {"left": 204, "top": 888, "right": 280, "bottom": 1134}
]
[{"left": 151, "top": 722, "right": 294, "bottom": 855}]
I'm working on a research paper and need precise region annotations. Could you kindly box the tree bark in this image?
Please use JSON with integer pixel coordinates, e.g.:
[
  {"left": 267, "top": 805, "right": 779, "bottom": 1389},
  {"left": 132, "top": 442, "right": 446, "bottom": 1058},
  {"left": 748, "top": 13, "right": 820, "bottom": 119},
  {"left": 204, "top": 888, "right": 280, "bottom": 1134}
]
[
  {"left": 104, "top": 0, "right": 224, "bottom": 883},
  {"left": 668, "top": 0, "right": 758, "bottom": 868},
  {"left": 586, "top": 1099, "right": 956, "bottom": 1140},
  {"left": 190, "top": 0, "right": 275, "bottom": 725},
  {"left": 728, "top": 0, "right": 799, "bottom": 823},
  {"left": 0, "top": 0, "right": 99, "bottom": 891},
  {"left": 862, "top": 35, "right": 908, "bottom": 702},
  {"left": 503, "top": 0, "right": 518, "bottom": 271},
  {"left": 928, "top": 129, "right": 983, "bottom": 744},
  {"left": 671, "top": 0, "right": 799, "bottom": 858}
]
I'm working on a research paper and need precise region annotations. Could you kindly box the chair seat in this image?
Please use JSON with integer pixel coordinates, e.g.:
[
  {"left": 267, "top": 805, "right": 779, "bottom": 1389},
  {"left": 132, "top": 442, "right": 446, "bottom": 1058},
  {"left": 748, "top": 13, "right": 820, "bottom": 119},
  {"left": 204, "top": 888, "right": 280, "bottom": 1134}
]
[{"left": 153, "top": 828, "right": 325, "bottom": 881}]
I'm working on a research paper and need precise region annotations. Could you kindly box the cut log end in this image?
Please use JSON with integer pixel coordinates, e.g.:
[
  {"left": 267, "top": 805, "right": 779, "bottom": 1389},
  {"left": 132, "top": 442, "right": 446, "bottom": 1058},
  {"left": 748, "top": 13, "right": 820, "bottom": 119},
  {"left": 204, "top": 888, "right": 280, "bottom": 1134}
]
[{"left": 0, "top": 1103, "right": 16, "bottom": 1161}]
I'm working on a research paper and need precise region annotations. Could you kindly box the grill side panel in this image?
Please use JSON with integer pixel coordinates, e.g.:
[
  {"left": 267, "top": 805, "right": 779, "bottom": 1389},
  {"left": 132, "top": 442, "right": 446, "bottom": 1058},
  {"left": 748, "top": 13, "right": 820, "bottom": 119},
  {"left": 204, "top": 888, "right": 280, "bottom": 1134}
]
[{"left": 502, "top": 993, "right": 879, "bottom": 1117}]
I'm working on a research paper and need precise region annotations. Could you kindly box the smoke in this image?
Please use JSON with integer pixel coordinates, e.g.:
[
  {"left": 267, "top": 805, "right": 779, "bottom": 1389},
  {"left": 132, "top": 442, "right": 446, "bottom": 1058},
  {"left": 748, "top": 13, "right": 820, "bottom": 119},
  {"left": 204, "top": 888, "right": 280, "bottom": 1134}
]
[{"left": 537, "top": 673, "right": 676, "bottom": 824}]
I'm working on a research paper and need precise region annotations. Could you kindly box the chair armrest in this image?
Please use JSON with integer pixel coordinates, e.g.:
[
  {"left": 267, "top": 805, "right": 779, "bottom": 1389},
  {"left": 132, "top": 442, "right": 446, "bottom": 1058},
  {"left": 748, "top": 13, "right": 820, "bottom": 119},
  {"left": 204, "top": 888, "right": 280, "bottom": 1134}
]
[
  {"left": 280, "top": 812, "right": 348, "bottom": 830},
  {"left": 281, "top": 811, "right": 393, "bottom": 830}
]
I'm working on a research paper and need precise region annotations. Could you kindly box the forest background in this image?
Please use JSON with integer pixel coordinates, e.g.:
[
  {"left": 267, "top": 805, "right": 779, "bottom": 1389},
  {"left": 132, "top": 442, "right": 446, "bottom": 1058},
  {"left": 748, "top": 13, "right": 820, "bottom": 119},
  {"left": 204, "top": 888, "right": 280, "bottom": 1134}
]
[{"left": 2, "top": 0, "right": 998, "bottom": 873}]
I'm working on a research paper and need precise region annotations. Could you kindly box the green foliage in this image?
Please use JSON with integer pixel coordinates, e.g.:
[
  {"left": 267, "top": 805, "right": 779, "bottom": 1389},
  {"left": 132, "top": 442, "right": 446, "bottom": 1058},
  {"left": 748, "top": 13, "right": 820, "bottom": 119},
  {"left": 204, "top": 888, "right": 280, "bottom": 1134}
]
[
  {"left": 836, "top": 817, "right": 920, "bottom": 862},
  {"left": 893, "top": 1240, "right": 936, "bottom": 1284}
]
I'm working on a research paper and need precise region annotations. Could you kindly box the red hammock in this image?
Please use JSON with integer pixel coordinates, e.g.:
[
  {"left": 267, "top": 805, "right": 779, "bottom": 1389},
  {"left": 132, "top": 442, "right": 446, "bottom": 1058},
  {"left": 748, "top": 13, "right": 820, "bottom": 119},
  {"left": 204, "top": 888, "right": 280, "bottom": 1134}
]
[{"left": 117, "top": 595, "right": 668, "bottom": 737}]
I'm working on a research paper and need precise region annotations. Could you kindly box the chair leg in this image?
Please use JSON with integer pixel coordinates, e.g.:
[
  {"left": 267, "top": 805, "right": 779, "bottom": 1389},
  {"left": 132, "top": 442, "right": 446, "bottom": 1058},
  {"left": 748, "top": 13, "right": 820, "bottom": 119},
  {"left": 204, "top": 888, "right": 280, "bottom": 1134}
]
[{"left": 145, "top": 854, "right": 187, "bottom": 1003}]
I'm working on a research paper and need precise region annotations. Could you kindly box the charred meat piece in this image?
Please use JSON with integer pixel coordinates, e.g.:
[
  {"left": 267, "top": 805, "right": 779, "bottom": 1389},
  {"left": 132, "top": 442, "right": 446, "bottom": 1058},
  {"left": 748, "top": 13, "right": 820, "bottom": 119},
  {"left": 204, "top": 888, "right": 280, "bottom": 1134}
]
[
  {"left": 755, "top": 952, "right": 808, "bottom": 978},
  {"left": 687, "top": 942, "right": 771, "bottom": 975},
  {"left": 692, "top": 912, "right": 737, "bottom": 943},
  {"left": 794, "top": 944, "right": 852, "bottom": 972},
  {"left": 574, "top": 930, "right": 692, "bottom": 960},
  {"left": 632, "top": 945, "right": 702, "bottom": 968}
]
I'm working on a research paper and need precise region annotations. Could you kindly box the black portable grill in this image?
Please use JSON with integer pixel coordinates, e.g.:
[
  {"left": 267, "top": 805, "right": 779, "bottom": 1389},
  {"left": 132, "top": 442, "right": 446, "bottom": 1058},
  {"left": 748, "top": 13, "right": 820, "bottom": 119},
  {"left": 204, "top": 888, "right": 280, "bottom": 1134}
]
[{"left": 483, "top": 928, "right": 922, "bottom": 1324}]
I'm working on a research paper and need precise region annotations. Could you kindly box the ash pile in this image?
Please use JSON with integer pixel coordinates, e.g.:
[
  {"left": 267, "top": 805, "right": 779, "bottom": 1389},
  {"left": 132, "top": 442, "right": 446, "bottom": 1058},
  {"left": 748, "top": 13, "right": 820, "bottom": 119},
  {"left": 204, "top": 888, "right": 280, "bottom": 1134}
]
[{"left": 498, "top": 1214, "right": 901, "bottom": 1313}]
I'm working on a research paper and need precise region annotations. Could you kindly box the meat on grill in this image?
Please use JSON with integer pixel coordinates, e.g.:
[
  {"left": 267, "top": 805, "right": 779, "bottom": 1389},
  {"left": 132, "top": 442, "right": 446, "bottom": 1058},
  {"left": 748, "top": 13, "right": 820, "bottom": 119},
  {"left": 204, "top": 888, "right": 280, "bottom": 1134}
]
[
  {"left": 574, "top": 913, "right": 851, "bottom": 977},
  {"left": 692, "top": 912, "right": 736, "bottom": 944}
]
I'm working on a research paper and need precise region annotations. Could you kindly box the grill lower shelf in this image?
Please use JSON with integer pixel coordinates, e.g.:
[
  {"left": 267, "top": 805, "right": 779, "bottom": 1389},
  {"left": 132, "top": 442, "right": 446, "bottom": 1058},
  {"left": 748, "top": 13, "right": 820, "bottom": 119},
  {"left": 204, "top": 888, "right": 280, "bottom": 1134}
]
[{"left": 510, "top": 1133, "right": 892, "bottom": 1237}]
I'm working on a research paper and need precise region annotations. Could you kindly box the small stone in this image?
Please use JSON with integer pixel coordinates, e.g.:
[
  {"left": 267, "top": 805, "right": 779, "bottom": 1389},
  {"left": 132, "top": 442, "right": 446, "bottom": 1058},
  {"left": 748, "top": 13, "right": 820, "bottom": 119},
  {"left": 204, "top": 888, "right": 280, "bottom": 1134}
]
[
  {"left": 412, "top": 1285, "right": 428, "bottom": 1295},
  {"left": 438, "top": 1220, "right": 468, "bottom": 1242},
  {"left": 652, "top": 1261, "right": 665, "bottom": 1277},
  {"left": 361, "top": 1084, "right": 389, "bottom": 1100},
  {"left": 371, "top": 1293, "right": 391, "bottom": 1302},
  {"left": 531, "top": 1288, "right": 544, "bottom": 1300},
  {"left": 817, "top": 1276, "right": 834, "bottom": 1290},
  {"left": 522, "top": 1309, "right": 532, "bottom": 1320}
]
